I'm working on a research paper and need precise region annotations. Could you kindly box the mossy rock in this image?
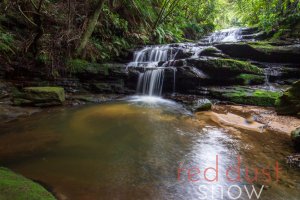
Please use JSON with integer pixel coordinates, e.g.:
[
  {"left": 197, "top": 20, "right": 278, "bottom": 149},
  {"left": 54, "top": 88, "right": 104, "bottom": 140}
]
[
  {"left": 276, "top": 80, "right": 300, "bottom": 117},
  {"left": 13, "top": 87, "right": 65, "bottom": 107},
  {"left": 0, "top": 167, "right": 56, "bottom": 200},
  {"left": 234, "top": 74, "right": 265, "bottom": 85},
  {"left": 210, "top": 87, "right": 281, "bottom": 107},
  {"left": 215, "top": 42, "right": 300, "bottom": 63},
  {"left": 187, "top": 58, "right": 263, "bottom": 76},
  {"left": 192, "top": 99, "right": 212, "bottom": 112},
  {"left": 291, "top": 127, "right": 300, "bottom": 151}
]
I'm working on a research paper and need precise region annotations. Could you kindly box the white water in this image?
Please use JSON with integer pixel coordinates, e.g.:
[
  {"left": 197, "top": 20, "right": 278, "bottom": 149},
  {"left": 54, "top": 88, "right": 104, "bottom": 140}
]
[
  {"left": 127, "top": 27, "right": 248, "bottom": 97},
  {"left": 136, "top": 68, "right": 165, "bottom": 96},
  {"left": 207, "top": 28, "right": 243, "bottom": 43}
]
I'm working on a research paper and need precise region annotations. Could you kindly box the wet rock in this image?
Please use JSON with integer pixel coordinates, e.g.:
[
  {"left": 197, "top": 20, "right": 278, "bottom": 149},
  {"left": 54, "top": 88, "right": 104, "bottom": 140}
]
[
  {"left": 208, "top": 86, "right": 281, "bottom": 107},
  {"left": 291, "top": 127, "right": 300, "bottom": 151},
  {"left": 174, "top": 49, "right": 194, "bottom": 60},
  {"left": 186, "top": 58, "right": 263, "bottom": 76},
  {"left": 192, "top": 99, "right": 212, "bottom": 112},
  {"left": 0, "top": 105, "right": 41, "bottom": 122},
  {"left": 199, "top": 47, "right": 228, "bottom": 58},
  {"left": 276, "top": 80, "right": 300, "bottom": 117},
  {"left": 0, "top": 167, "right": 56, "bottom": 200},
  {"left": 13, "top": 87, "right": 65, "bottom": 107},
  {"left": 215, "top": 42, "right": 300, "bottom": 63}
]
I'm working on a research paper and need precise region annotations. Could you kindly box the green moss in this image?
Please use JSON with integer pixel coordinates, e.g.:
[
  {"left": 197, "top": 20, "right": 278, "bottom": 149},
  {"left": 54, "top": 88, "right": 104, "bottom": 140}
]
[
  {"left": 209, "top": 59, "right": 263, "bottom": 75},
  {"left": 0, "top": 167, "right": 56, "bottom": 200},
  {"left": 212, "top": 87, "right": 281, "bottom": 107},
  {"left": 235, "top": 74, "right": 265, "bottom": 85}
]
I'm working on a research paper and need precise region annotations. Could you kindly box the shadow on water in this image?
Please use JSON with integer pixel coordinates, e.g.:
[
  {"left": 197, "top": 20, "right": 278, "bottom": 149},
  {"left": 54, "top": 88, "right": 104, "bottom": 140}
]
[{"left": 0, "top": 99, "right": 299, "bottom": 200}]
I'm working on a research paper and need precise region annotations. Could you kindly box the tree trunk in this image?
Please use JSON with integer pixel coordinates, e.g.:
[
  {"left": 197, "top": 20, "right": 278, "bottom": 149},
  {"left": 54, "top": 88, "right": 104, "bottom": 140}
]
[{"left": 76, "top": 0, "right": 105, "bottom": 57}]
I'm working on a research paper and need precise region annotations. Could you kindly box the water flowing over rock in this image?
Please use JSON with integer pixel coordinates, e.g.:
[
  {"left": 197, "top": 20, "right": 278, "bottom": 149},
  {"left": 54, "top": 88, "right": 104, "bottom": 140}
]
[{"left": 136, "top": 68, "right": 165, "bottom": 96}]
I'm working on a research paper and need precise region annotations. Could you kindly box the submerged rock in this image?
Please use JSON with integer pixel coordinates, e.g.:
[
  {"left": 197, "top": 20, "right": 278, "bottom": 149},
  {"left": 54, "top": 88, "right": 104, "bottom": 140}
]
[
  {"left": 276, "top": 80, "right": 300, "bottom": 117},
  {"left": 291, "top": 127, "right": 300, "bottom": 151},
  {"left": 13, "top": 87, "right": 65, "bottom": 107},
  {"left": 209, "top": 87, "right": 281, "bottom": 107},
  {"left": 0, "top": 167, "right": 56, "bottom": 200}
]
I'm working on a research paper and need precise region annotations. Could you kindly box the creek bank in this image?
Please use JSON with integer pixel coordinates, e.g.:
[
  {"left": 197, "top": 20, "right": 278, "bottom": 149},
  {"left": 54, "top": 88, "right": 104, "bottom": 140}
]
[{"left": 210, "top": 104, "right": 300, "bottom": 135}]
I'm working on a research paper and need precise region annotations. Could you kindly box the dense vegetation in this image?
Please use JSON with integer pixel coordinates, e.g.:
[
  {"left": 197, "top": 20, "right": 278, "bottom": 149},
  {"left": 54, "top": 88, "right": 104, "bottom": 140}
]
[{"left": 0, "top": 0, "right": 299, "bottom": 77}]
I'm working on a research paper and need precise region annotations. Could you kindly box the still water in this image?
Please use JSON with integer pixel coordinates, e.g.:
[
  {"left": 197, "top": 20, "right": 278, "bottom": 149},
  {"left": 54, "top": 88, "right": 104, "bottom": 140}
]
[{"left": 0, "top": 97, "right": 299, "bottom": 200}]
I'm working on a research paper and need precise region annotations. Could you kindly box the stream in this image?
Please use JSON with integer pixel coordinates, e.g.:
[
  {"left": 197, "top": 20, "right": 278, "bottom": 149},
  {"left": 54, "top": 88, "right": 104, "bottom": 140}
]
[{"left": 0, "top": 28, "right": 299, "bottom": 200}]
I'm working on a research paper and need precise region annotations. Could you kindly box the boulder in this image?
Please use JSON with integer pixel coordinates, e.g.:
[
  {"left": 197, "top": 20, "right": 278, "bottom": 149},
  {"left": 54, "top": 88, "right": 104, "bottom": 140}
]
[
  {"left": 215, "top": 42, "right": 300, "bottom": 63},
  {"left": 291, "top": 128, "right": 300, "bottom": 151},
  {"left": 0, "top": 167, "right": 56, "bottom": 200},
  {"left": 13, "top": 87, "right": 65, "bottom": 107},
  {"left": 276, "top": 80, "right": 300, "bottom": 117},
  {"left": 192, "top": 98, "right": 212, "bottom": 112},
  {"left": 208, "top": 86, "right": 282, "bottom": 107}
]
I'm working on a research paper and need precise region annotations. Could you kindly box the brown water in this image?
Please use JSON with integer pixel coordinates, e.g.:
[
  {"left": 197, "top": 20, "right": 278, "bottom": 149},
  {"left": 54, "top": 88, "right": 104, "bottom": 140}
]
[{"left": 0, "top": 97, "right": 299, "bottom": 200}]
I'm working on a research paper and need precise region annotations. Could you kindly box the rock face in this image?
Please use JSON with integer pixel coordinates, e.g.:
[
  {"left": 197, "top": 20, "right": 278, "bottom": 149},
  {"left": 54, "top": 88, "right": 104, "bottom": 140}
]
[
  {"left": 215, "top": 42, "right": 300, "bottom": 63},
  {"left": 13, "top": 87, "right": 65, "bottom": 107},
  {"left": 0, "top": 167, "right": 56, "bottom": 200},
  {"left": 291, "top": 127, "right": 300, "bottom": 151},
  {"left": 276, "top": 80, "right": 300, "bottom": 117}
]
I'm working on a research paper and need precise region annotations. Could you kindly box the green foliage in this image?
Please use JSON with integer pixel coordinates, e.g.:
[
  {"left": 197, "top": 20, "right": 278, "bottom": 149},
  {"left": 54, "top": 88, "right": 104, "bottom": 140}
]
[{"left": 0, "top": 30, "right": 14, "bottom": 55}]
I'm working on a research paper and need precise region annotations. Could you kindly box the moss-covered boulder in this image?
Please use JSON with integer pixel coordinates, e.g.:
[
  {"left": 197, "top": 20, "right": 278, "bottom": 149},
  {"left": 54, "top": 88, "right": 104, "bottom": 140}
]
[
  {"left": 276, "top": 80, "right": 300, "bottom": 117},
  {"left": 215, "top": 42, "right": 300, "bottom": 63},
  {"left": 192, "top": 99, "right": 212, "bottom": 112},
  {"left": 209, "top": 87, "right": 281, "bottom": 107},
  {"left": 291, "top": 128, "right": 300, "bottom": 152},
  {"left": 13, "top": 87, "right": 65, "bottom": 107},
  {"left": 186, "top": 58, "right": 263, "bottom": 76},
  {"left": 0, "top": 167, "right": 56, "bottom": 200}
]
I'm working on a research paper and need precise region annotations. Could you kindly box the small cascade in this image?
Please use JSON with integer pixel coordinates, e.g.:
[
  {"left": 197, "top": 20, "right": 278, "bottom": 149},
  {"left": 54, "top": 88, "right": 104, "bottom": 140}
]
[
  {"left": 136, "top": 68, "right": 165, "bottom": 96},
  {"left": 207, "top": 28, "right": 243, "bottom": 43},
  {"left": 128, "top": 45, "right": 179, "bottom": 68}
]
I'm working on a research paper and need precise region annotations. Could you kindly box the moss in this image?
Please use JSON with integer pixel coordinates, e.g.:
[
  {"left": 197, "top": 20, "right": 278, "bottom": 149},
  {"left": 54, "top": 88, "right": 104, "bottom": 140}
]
[
  {"left": 13, "top": 87, "right": 65, "bottom": 106},
  {"left": 0, "top": 167, "right": 56, "bottom": 200},
  {"left": 235, "top": 74, "right": 265, "bottom": 85},
  {"left": 209, "top": 59, "right": 263, "bottom": 75},
  {"left": 212, "top": 87, "right": 281, "bottom": 107}
]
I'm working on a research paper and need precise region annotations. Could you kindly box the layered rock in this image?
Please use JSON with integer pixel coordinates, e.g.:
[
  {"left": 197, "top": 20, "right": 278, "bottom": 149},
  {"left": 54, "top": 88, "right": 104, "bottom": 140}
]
[
  {"left": 13, "top": 87, "right": 65, "bottom": 107},
  {"left": 215, "top": 42, "right": 300, "bottom": 63}
]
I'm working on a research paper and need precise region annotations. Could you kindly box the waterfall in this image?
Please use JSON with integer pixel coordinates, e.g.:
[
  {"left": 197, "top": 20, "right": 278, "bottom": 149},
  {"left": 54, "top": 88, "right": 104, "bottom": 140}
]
[
  {"left": 207, "top": 28, "right": 243, "bottom": 43},
  {"left": 128, "top": 45, "right": 179, "bottom": 68},
  {"left": 136, "top": 69, "right": 165, "bottom": 96}
]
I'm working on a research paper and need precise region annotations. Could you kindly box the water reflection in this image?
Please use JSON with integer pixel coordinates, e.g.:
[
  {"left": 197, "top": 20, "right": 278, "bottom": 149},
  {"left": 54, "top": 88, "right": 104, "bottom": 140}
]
[{"left": 0, "top": 101, "right": 299, "bottom": 200}]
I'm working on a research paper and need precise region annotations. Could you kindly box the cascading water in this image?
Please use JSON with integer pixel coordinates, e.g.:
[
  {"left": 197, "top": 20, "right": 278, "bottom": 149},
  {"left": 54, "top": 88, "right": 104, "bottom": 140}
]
[
  {"left": 136, "top": 68, "right": 165, "bottom": 96},
  {"left": 127, "top": 27, "right": 250, "bottom": 97},
  {"left": 207, "top": 28, "right": 243, "bottom": 43}
]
